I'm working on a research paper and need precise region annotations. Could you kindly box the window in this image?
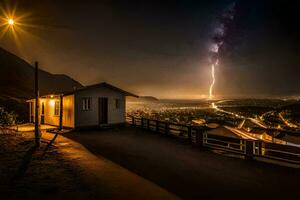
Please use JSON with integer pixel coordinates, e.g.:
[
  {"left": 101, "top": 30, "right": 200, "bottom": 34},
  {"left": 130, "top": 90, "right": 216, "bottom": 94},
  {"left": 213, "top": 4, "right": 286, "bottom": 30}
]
[
  {"left": 54, "top": 101, "right": 60, "bottom": 116},
  {"left": 114, "top": 99, "right": 120, "bottom": 109},
  {"left": 82, "top": 98, "right": 91, "bottom": 111}
]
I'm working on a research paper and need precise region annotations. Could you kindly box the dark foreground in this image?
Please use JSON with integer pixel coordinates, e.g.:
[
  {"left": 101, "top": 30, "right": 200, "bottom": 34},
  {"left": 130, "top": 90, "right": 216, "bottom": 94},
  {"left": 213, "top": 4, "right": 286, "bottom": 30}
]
[
  {"left": 66, "top": 126, "right": 300, "bottom": 199},
  {"left": 1, "top": 129, "right": 176, "bottom": 200}
]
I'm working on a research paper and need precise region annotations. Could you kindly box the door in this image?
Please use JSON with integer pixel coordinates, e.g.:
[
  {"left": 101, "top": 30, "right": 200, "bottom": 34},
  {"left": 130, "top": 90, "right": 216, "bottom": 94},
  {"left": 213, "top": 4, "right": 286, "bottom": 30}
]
[
  {"left": 41, "top": 102, "right": 45, "bottom": 124},
  {"left": 98, "top": 97, "right": 108, "bottom": 124}
]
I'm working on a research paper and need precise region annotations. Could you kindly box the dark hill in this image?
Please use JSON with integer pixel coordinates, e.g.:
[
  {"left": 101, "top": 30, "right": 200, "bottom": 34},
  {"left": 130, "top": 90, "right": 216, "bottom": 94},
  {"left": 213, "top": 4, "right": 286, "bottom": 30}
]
[
  {"left": 0, "top": 47, "right": 83, "bottom": 121},
  {"left": 140, "top": 96, "right": 159, "bottom": 101},
  {"left": 0, "top": 47, "right": 82, "bottom": 99}
]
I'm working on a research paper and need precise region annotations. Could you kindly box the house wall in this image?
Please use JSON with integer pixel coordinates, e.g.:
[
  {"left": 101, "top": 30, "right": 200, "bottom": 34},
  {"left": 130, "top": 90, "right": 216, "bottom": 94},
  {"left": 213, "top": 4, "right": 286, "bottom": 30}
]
[
  {"left": 28, "top": 95, "right": 75, "bottom": 128},
  {"left": 40, "top": 98, "right": 60, "bottom": 126},
  {"left": 29, "top": 98, "right": 59, "bottom": 126},
  {"left": 62, "top": 95, "right": 75, "bottom": 128},
  {"left": 74, "top": 86, "right": 126, "bottom": 127}
]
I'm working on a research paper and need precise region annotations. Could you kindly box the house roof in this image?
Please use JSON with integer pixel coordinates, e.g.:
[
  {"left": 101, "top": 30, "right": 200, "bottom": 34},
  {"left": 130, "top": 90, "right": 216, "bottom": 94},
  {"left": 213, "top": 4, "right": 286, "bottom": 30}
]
[
  {"left": 64, "top": 82, "right": 138, "bottom": 97},
  {"left": 27, "top": 82, "right": 138, "bottom": 100},
  {"left": 206, "top": 126, "right": 242, "bottom": 139}
]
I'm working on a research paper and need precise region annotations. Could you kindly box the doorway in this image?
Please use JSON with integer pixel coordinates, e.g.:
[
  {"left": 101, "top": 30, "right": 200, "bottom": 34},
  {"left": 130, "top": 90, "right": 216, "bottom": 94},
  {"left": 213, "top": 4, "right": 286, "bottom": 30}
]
[
  {"left": 98, "top": 97, "right": 108, "bottom": 124},
  {"left": 41, "top": 102, "right": 45, "bottom": 124}
]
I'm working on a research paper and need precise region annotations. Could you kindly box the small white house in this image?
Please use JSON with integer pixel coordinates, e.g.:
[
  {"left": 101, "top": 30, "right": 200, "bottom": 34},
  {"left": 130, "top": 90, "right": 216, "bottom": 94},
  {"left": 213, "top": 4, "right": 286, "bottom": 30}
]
[{"left": 27, "top": 82, "right": 138, "bottom": 129}]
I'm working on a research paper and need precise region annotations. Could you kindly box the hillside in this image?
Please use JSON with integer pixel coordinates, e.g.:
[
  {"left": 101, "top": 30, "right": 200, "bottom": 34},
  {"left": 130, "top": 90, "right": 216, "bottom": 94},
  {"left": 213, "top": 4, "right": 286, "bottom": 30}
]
[
  {"left": 0, "top": 47, "right": 83, "bottom": 121},
  {"left": 0, "top": 47, "right": 82, "bottom": 99}
]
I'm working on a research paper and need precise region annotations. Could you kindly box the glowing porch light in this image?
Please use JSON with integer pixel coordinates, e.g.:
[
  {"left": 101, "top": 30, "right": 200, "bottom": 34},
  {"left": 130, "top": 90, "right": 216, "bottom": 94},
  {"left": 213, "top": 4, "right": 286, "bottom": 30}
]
[{"left": 50, "top": 99, "right": 55, "bottom": 107}]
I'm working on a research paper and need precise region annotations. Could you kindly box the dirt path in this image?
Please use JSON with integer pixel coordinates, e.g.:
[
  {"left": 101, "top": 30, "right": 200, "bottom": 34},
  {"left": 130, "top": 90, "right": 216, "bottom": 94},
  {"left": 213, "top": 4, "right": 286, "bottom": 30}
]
[
  {"left": 65, "top": 126, "right": 300, "bottom": 199},
  {"left": 0, "top": 132, "right": 90, "bottom": 199},
  {"left": 1, "top": 131, "right": 178, "bottom": 199}
]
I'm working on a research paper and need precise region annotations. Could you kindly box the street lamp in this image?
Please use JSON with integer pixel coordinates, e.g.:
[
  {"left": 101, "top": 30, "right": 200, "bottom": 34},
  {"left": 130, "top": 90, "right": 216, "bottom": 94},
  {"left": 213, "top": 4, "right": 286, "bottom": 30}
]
[
  {"left": 8, "top": 18, "right": 14, "bottom": 26},
  {"left": 2, "top": 12, "right": 41, "bottom": 146}
]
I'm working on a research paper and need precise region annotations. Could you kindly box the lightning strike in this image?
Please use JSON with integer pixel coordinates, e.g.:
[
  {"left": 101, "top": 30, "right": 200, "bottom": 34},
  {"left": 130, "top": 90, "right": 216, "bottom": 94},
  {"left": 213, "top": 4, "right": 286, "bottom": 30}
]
[
  {"left": 209, "top": 59, "right": 218, "bottom": 99},
  {"left": 207, "top": 2, "right": 236, "bottom": 99}
]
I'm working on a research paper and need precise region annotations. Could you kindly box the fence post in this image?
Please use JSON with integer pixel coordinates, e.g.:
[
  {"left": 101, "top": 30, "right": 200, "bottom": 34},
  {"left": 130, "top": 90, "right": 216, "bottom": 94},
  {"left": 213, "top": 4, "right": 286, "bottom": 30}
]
[
  {"left": 188, "top": 126, "right": 192, "bottom": 143},
  {"left": 141, "top": 118, "right": 144, "bottom": 128},
  {"left": 258, "top": 141, "right": 262, "bottom": 156},
  {"left": 156, "top": 121, "right": 159, "bottom": 132},
  {"left": 245, "top": 140, "right": 254, "bottom": 160},
  {"left": 195, "top": 129, "right": 203, "bottom": 146},
  {"left": 147, "top": 119, "right": 150, "bottom": 129},
  {"left": 165, "top": 123, "right": 169, "bottom": 135}
]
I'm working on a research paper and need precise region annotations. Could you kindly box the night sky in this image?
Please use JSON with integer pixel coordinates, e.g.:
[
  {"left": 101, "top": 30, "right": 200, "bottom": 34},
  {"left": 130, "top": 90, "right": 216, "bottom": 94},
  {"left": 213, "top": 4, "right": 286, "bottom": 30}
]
[{"left": 0, "top": 0, "right": 299, "bottom": 98}]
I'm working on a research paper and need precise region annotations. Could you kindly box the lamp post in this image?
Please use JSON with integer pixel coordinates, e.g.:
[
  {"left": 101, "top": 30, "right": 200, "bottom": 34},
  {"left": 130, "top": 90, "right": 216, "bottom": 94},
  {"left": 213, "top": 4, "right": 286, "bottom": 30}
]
[{"left": 34, "top": 61, "right": 40, "bottom": 147}]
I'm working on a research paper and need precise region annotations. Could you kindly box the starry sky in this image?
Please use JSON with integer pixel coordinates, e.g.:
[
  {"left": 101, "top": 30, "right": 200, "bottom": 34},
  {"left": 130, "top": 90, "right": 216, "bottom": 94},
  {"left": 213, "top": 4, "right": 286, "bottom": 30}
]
[{"left": 0, "top": 0, "right": 299, "bottom": 99}]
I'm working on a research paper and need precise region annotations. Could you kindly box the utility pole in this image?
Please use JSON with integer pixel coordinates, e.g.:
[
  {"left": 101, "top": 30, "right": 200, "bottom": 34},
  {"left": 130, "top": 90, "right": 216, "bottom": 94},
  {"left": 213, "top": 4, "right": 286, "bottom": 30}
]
[
  {"left": 59, "top": 94, "right": 63, "bottom": 131},
  {"left": 34, "top": 61, "right": 40, "bottom": 147}
]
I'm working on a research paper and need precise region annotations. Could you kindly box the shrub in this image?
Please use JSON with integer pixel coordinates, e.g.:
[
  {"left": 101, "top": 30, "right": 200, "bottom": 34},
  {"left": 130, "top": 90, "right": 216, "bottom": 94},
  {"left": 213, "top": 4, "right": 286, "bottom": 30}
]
[{"left": 0, "top": 107, "right": 17, "bottom": 127}]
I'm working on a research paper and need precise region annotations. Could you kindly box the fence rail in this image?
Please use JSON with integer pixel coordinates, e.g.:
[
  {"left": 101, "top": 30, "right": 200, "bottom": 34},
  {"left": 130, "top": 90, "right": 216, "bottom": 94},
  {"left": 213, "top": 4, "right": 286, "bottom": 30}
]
[{"left": 126, "top": 115, "right": 300, "bottom": 166}]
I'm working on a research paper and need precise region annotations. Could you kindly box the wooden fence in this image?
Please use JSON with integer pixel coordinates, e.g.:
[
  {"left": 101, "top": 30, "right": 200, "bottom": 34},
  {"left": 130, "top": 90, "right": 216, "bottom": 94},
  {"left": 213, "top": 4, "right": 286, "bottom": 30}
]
[{"left": 126, "top": 115, "right": 300, "bottom": 166}]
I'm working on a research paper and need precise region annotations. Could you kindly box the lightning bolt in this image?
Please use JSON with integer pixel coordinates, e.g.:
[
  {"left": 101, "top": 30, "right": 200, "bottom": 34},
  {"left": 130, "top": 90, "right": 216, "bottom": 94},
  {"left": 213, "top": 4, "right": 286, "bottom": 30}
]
[
  {"left": 207, "top": 2, "right": 236, "bottom": 99},
  {"left": 209, "top": 59, "right": 218, "bottom": 99},
  {"left": 209, "top": 63, "right": 215, "bottom": 99}
]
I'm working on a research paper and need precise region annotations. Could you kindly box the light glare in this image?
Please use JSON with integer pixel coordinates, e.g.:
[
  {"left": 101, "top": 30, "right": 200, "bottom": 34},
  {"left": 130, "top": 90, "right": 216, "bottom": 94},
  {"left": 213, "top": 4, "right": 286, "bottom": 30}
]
[{"left": 8, "top": 18, "right": 14, "bottom": 25}]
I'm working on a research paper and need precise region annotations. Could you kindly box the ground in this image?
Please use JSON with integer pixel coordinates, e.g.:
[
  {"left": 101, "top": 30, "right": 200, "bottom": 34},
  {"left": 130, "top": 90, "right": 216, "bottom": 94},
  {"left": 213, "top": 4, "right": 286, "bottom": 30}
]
[
  {"left": 0, "top": 128, "right": 176, "bottom": 200},
  {"left": 1, "top": 125, "right": 300, "bottom": 199},
  {"left": 0, "top": 131, "right": 90, "bottom": 199},
  {"left": 65, "top": 126, "right": 300, "bottom": 199}
]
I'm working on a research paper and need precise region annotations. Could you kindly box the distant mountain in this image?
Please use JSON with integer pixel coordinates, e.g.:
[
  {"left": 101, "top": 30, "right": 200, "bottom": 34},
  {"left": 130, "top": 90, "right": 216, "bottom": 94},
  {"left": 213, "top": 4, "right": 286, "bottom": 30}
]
[
  {"left": 140, "top": 96, "right": 159, "bottom": 101},
  {"left": 127, "top": 96, "right": 159, "bottom": 102},
  {"left": 0, "top": 47, "right": 83, "bottom": 121}
]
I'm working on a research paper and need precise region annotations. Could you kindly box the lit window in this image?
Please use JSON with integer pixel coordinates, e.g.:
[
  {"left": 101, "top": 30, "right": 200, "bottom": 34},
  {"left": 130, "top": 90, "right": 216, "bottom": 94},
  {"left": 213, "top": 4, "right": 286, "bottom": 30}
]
[
  {"left": 114, "top": 99, "right": 120, "bottom": 109},
  {"left": 82, "top": 98, "right": 91, "bottom": 111},
  {"left": 54, "top": 101, "right": 60, "bottom": 116}
]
